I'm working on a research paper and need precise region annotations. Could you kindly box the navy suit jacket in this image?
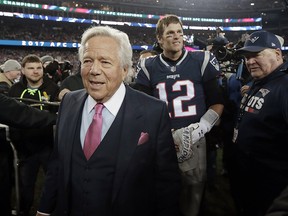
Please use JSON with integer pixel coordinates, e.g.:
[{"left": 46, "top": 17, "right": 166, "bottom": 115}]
[
  {"left": 266, "top": 185, "right": 288, "bottom": 216},
  {"left": 38, "top": 85, "right": 181, "bottom": 216}
]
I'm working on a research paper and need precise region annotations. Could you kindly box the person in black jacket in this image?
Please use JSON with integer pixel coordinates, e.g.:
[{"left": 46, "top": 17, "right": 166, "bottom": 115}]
[
  {"left": 0, "top": 93, "right": 56, "bottom": 127},
  {"left": 58, "top": 69, "right": 84, "bottom": 100},
  {"left": 8, "top": 54, "right": 59, "bottom": 216},
  {"left": 232, "top": 30, "right": 288, "bottom": 216},
  {"left": 0, "top": 93, "right": 57, "bottom": 216}
]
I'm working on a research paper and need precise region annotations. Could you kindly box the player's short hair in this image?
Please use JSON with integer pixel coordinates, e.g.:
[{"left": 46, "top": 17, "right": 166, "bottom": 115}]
[{"left": 156, "top": 14, "right": 183, "bottom": 39}]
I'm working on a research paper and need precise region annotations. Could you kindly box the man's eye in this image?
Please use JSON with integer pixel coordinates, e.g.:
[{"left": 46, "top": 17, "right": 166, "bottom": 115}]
[
  {"left": 166, "top": 33, "right": 173, "bottom": 37},
  {"left": 102, "top": 60, "right": 111, "bottom": 65},
  {"left": 83, "top": 60, "right": 93, "bottom": 67},
  {"left": 83, "top": 59, "right": 91, "bottom": 64},
  {"left": 100, "top": 60, "right": 112, "bottom": 68}
]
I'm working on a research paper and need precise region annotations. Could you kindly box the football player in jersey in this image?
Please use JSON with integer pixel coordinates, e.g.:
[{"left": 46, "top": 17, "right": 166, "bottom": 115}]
[{"left": 135, "top": 14, "right": 224, "bottom": 216}]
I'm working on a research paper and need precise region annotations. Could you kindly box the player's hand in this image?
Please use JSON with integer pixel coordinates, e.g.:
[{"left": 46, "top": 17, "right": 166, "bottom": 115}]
[
  {"left": 172, "top": 127, "right": 193, "bottom": 162},
  {"left": 188, "top": 122, "right": 207, "bottom": 144},
  {"left": 188, "top": 109, "right": 220, "bottom": 143}
]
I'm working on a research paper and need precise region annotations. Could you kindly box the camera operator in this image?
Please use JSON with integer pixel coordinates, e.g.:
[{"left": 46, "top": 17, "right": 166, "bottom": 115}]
[
  {"left": 41, "top": 56, "right": 73, "bottom": 85},
  {"left": 57, "top": 62, "right": 83, "bottom": 100},
  {"left": 208, "top": 31, "right": 254, "bottom": 210},
  {"left": 58, "top": 60, "right": 73, "bottom": 80}
]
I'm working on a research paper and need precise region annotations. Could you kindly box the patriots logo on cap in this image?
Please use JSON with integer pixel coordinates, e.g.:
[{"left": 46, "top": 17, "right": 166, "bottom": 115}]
[
  {"left": 248, "top": 36, "right": 259, "bottom": 43},
  {"left": 271, "top": 42, "right": 276, "bottom": 47}
]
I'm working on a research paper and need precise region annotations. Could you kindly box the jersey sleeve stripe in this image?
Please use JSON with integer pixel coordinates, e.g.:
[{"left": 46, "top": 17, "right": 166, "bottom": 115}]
[{"left": 140, "top": 58, "right": 151, "bottom": 80}]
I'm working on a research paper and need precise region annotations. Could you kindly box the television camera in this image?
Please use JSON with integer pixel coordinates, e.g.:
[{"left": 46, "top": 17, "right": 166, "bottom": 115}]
[
  {"left": 212, "top": 44, "right": 251, "bottom": 85},
  {"left": 44, "top": 60, "right": 73, "bottom": 84}
]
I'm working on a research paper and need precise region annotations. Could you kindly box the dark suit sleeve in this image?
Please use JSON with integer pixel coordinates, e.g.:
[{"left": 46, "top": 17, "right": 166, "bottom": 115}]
[
  {"left": 156, "top": 102, "right": 181, "bottom": 216},
  {"left": 0, "top": 93, "right": 56, "bottom": 128},
  {"left": 266, "top": 185, "right": 288, "bottom": 216},
  {"left": 37, "top": 96, "right": 66, "bottom": 214}
]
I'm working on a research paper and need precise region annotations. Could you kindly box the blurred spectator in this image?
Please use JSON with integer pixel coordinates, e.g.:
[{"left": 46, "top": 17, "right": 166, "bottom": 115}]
[
  {"left": 41, "top": 55, "right": 74, "bottom": 86},
  {"left": 8, "top": 54, "right": 59, "bottom": 216},
  {"left": 0, "top": 59, "right": 21, "bottom": 216},
  {"left": 40, "top": 55, "right": 54, "bottom": 69},
  {"left": 58, "top": 63, "right": 83, "bottom": 100},
  {"left": 0, "top": 59, "right": 21, "bottom": 94}
]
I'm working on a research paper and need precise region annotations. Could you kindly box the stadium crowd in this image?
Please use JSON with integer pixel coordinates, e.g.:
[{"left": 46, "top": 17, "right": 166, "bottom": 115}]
[{"left": 0, "top": 1, "right": 288, "bottom": 216}]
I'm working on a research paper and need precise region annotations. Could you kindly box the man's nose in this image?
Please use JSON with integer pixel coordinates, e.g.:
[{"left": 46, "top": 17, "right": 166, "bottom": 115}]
[
  {"left": 90, "top": 61, "right": 101, "bottom": 75},
  {"left": 174, "top": 33, "right": 181, "bottom": 38},
  {"left": 246, "top": 57, "right": 256, "bottom": 65}
]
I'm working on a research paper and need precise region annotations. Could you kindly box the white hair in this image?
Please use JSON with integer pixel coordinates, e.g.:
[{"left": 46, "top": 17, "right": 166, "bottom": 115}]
[{"left": 78, "top": 25, "right": 133, "bottom": 75}]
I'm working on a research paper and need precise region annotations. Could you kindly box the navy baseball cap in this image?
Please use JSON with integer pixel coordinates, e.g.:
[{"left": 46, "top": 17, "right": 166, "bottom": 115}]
[{"left": 236, "top": 30, "right": 284, "bottom": 54}]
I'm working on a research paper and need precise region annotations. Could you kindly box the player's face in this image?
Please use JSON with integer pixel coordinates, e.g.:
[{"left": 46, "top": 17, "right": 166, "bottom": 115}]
[
  {"left": 81, "top": 36, "right": 128, "bottom": 103},
  {"left": 22, "top": 62, "right": 44, "bottom": 86},
  {"left": 244, "top": 48, "right": 282, "bottom": 80},
  {"left": 158, "top": 23, "right": 184, "bottom": 54}
]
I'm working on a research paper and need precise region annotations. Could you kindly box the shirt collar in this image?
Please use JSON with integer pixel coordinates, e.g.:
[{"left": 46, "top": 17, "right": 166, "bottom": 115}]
[{"left": 86, "top": 83, "right": 126, "bottom": 116}]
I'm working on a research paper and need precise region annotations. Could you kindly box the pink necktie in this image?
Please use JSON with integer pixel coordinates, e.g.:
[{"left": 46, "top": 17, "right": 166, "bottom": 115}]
[{"left": 83, "top": 103, "right": 104, "bottom": 160}]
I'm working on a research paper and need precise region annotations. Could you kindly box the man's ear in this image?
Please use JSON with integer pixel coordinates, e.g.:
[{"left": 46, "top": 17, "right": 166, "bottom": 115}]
[
  {"left": 122, "top": 66, "right": 129, "bottom": 80},
  {"left": 275, "top": 48, "right": 283, "bottom": 61},
  {"left": 157, "top": 36, "right": 162, "bottom": 46}
]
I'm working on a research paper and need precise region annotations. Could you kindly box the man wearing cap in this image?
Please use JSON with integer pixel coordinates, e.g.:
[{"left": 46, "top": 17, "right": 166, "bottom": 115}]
[
  {"left": 40, "top": 55, "right": 58, "bottom": 80},
  {"left": 0, "top": 59, "right": 21, "bottom": 94},
  {"left": 232, "top": 30, "right": 288, "bottom": 216},
  {"left": 40, "top": 55, "right": 54, "bottom": 68}
]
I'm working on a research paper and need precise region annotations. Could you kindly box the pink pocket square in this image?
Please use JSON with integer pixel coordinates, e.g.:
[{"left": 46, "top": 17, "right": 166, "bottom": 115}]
[{"left": 138, "top": 132, "right": 149, "bottom": 145}]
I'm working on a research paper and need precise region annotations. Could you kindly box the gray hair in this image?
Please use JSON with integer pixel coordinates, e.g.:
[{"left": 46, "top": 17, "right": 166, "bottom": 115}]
[{"left": 78, "top": 25, "right": 133, "bottom": 75}]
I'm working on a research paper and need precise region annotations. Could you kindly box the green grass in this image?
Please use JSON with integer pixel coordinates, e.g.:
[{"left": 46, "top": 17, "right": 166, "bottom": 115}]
[{"left": 202, "top": 148, "right": 237, "bottom": 216}]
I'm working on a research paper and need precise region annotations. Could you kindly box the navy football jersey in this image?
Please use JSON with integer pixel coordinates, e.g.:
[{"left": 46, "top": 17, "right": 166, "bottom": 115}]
[{"left": 136, "top": 50, "right": 220, "bottom": 129}]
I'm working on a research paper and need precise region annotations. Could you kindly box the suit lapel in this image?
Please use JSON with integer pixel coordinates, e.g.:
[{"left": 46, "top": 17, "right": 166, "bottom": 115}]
[
  {"left": 62, "top": 90, "right": 88, "bottom": 187},
  {"left": 112, "top": 87, "right": 145, "bottom": 202}
]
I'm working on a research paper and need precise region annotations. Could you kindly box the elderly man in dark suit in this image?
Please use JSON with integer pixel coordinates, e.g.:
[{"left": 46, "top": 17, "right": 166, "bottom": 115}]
[{"left": 36, "top": 25, "right": 181, "bottom": 216}]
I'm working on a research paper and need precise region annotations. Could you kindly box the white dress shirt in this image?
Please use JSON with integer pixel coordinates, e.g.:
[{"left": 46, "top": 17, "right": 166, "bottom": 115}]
[{"left": 80, "top": 83, "right": 126, "bottom": 147}]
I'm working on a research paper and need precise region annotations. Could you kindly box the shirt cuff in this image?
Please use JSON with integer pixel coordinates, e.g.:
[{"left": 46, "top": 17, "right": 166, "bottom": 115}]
[{"left": 37, "top": 211, "right": 51, "bottom": 216}]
